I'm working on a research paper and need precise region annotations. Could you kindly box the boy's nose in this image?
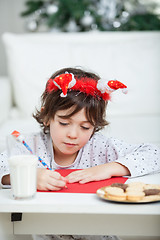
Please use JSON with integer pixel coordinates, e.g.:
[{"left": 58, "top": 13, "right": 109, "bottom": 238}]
[{"left": 67, "top": 126, "right": 78, "bottom": 139}]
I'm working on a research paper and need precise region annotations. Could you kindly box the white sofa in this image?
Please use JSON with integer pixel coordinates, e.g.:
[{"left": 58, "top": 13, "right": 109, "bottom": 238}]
[{"left": 0, "top": 31, "right": 160, "bottom": 152}]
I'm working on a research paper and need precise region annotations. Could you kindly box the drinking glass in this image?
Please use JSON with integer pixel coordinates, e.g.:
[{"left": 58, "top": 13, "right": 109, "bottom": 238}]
[{"left": 7, "top": 133, "right": 38, "bottom": 200}]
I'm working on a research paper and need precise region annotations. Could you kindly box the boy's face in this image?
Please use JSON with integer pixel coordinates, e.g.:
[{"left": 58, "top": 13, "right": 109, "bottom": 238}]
[{"left": 49, "top": 108, "right": 94, "bottom": 163}]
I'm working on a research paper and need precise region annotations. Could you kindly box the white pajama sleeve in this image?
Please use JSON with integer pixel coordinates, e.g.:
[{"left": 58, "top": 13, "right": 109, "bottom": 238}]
[
  {"left": 0, "top": 151, "right": 11, "bottom": 188},
  {"left": 117, "top": 144, "right": 160, "bottom": 177},
  {"left": 107, "top": 138, "right": 160, "bottom": 177}
]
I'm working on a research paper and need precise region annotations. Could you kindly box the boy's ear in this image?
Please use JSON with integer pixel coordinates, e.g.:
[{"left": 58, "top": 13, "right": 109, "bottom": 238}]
[
  {"left": 41, "top": 107, "right": 50, "bottom": 126},
  {"left": 43, "top": 119, "right": 50, "bottom": 127}
]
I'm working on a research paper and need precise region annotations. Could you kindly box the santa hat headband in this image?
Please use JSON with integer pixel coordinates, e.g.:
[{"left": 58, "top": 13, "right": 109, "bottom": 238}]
[{"left": 46, "top": 72, "right": 127, "bottom": 100}]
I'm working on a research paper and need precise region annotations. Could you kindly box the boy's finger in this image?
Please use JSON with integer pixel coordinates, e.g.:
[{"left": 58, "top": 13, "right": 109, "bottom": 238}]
[
  {"left": 50, "top": 171, "right": 62, "bottom": 179},
  {"left": 50, "top": 178, "right": 66, "bottom": 187},
  {"left": 47, "top": 184, "right": 62, "bottom": 191}
]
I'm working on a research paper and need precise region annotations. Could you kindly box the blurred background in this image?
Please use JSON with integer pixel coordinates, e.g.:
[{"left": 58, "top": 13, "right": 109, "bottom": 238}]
[{"left": 0, "top": 0, "right": 160, "bottom": 76}]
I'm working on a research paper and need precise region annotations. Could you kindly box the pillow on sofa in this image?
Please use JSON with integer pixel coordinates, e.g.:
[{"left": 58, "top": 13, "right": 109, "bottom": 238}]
[{"left": 2, "top": 32, "right": 160, "bottom": 118}]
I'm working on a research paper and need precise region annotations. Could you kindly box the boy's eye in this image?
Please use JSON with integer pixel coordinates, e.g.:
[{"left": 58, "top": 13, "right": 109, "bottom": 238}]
[
  {"left": 59, "top": 122, "right": 68, "bottom": 126},
  {"left": 81, "top": 126, "right": 90, "bottom": 130}
]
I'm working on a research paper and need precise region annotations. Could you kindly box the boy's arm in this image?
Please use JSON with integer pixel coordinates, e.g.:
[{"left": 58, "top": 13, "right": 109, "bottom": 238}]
[
  {"left": 103, "top": 137, "right": 160, "bottom": 178},
  {"left": 66, "top": 162, "right": 130, "bottom": 184},
  {"left": 106, "top": 162, "right": 130, "bottom": 177},
  {"left": 114, "top": 143, "right": 160, "bottom": 178}
]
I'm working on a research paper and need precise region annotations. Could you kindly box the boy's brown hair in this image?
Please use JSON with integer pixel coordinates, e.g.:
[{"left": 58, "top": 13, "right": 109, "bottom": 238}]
[{"left": 33, "top": 67, "right": 109, "bottom": 133}]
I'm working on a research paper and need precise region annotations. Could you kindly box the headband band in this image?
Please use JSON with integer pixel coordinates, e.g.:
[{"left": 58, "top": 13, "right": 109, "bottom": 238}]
[{"left": 46, "top": 72, "right": 127, "bottom": 100}]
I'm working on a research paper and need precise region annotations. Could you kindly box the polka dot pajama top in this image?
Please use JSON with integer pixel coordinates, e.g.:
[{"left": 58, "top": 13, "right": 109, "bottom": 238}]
[{"left": 0, "top": 131, "right": 160, "bottom": 186}]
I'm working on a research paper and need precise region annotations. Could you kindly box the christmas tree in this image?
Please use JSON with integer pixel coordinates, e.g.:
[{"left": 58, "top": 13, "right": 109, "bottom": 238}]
[{"left": 20, "top": 0, "right": 160, "bottom": 32}]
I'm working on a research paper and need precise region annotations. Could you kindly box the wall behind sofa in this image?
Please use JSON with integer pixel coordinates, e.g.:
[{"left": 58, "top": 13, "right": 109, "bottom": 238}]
[{"left": 0, "top": 0, "right": 26, "bottom": 76}]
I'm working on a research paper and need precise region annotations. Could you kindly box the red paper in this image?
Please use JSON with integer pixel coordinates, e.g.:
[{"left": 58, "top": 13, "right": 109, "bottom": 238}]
[{"left": 38, "top": 169, "right": 128, "bottom": 193}]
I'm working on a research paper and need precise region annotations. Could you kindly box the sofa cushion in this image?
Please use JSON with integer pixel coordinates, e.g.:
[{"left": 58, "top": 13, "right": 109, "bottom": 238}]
[{"left": 0, "top": 77, "right": 12, "bottom": 124}]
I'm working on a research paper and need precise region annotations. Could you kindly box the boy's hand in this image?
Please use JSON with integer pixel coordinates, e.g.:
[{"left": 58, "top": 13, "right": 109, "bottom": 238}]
[
  {"left": 66, "top": 162, "right": 130, "bottom": 184},
  {"left": 37, "top": 168, "right": 67, "bottom": 191}
]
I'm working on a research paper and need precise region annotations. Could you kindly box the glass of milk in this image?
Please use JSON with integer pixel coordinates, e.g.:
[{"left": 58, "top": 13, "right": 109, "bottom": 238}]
[{"left": 7, "top": 134, "right": 38, "bottom": 200}]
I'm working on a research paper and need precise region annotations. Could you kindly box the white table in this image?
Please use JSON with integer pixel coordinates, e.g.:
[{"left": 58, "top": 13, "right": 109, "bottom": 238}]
[{"left": 0, "top": 174, "right": 160, "bottom": 237}]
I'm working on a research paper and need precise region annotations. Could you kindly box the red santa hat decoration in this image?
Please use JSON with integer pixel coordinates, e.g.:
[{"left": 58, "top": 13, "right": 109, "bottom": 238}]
[
  {"left": 51, "top": 72, "right": 76, "bottom": 97},
  {"left": 97, "top": 79, "right": 128, "bottom": 95},
  {"left": 46, "top": 72, "right": 127, "bottom": 100}
]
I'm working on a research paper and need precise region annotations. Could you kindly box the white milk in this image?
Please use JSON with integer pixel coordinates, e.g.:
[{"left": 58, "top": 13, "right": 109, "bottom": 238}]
[{"left": 8, "top": 155, "right": 38, "bottom": 199}]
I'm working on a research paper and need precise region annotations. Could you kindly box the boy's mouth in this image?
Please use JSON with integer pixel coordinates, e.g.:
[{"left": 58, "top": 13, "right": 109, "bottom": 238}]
[{"left": 64, "top": 142, "right": 77, "bottom": 147}]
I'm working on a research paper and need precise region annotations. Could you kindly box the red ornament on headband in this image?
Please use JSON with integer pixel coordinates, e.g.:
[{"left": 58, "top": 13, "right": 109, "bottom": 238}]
[
  {"left": 46, "top": 73, "right": 127, "bottom": 100},
  {"left": 47, "top": 72, "right": 76, "bottom": 97},
  {"left": 97, "top": 79, "right": 128, "bottom": 95}
]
